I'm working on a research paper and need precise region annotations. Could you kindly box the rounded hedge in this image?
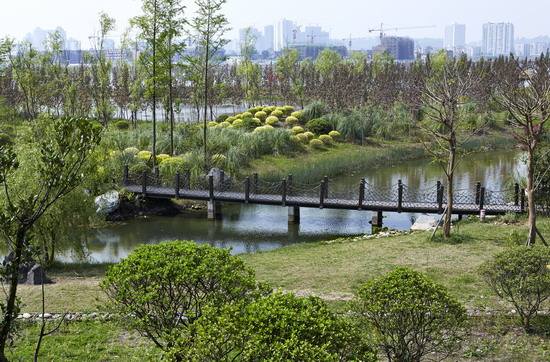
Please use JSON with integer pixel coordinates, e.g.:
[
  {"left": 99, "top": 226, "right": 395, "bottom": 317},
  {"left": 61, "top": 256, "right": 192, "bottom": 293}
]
[
  {"left": 328, "top": 130, "right": 342, "bottom": 141},
  {"left": 243, "top": 117, "right": 262, "bottom": 130},
  {"left": 271, "top": 110, "right": 284, "bottom": 118},
  {"left": 285, "top": 116, "right": 300, "bottom": 127},
  {"left": 123, "top": 147, "right": 139, "bottom": 157},
  {"left": 137, "top": 150, "right": 152, "bottom": 162},
  {"left": 253, "top": 125, "right": 275, "bottom": 133},
  {"left": 291, "top": 111, "right": 304, "bottom": 120},
  {"left": 216, "top": 114, "right": 230, "bottom": 122},
  {"left": 355, "top": 267, "right": 466, "bottom": 361},
  {"left": 309, "top": 139, "right": 324, "bottom": 149},
  {"left": 207, "top": 121, "right": 219, "bottom": 128},
  {"left": 232, "top": 119, "right": 244, "bottom": 128},
  {"left": 159, "top": 157, "right": 186, "bottom": 181},
  {"left": 265, "top": 116, "right": 279, "bottom": 126},
  {"left": 219, "top": 121, "right": 231, "bottom": 128},
  {"left": 297, "top": 133, "right": 309, "bottom": 144},
  {"left": 283, "top": 105, "right": 295, "bottom": 114},
  {"left": 101, "top": 241, "right": 261, "bottom": 352},
  {"left": 114, "top": 120, "right": 130, "bottom": 130},
  {"left": 226, "top": 116, "right": 237, "bottom": 123},
  {"left": 306, "top": 118, "right": 333, "bottom": 135},
  {"left": 254, "top": 111, "right": 268, "bottom": 121},
  {"left": 129, "top": 161, "right": 150, "bottom": 175},
  {"left": 319, "top": 134, "right": 334, "bottom": 145},
  {"left": 292, "top": 126, "right": 305, "bottom": 135},
  {"left": 303, "top": 131, "right": 315, "bottom": 141},
  {"left": 156, "top": 154, "right": 171, "bottom": 164},
  {"left": 241, "top": 112, "right": 253, "bottom": 119}
]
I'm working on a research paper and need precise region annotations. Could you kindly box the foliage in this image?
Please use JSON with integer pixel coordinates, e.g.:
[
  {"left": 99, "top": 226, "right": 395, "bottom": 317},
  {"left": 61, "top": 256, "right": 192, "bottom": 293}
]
[
  {"left": 318, "top": 134, "right": 334, "bottom": 145},
  {"left": 480, "top": 246, "right": 550, "bottom": 331},
  {"left": 291, "top": 126, "right": 304, "bottom": 135},
  {"left": 285, "top": 116, "right": 300, "bottom": 126},
  {"left": 101, "top": 241, "right": 264, "bottom": 352},
  {"left": 254, "top": 111, "right": 267, "bottom": 121},
  {"left": 328, "top": 130, "right": 341, "bottom": 141},
  {"left": 306, "top": 118, "right": 333, "bottom": 135},
  {"left": 114, "top": 120, "right": 130, "bottom": 130},
  {"left": 355, "top": 267, "right": 467, "bottom": 362},
  {"left": 265, "top": 115, "right": 279, "bottom": 126},
  {"left": 302, "top": 101, "right": 328, "bottom": 122},
  {"left": 309, "top": 139, "right": 324, "bottom": 149}
]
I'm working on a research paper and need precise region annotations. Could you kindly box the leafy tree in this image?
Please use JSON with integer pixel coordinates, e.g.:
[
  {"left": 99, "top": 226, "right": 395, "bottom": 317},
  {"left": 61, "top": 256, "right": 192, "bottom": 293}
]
[
  {"left": 315, "top": 49, "right": 342, "bottom": 78},
  {"left": 101, "top": 241, "right": 265, "bottom": 352},
  {"left": 480, "top": 246, "right": 550, "bottom": 331},
  {"left": 355, "top": 267, "right": 467, "bottom": 362},
  {"left": 275, "top": 48, "right": 302, "bottom": 106},
  {"left": 237, "top": 28, "right": 262, "bottom": 107},
  {"left": 186, "top": 0, "right": 229, "bottom": 168},
  {"left": 0, "top": 117, "right": 101, "bottom": 360},
  {"left": 493, "top": 55, "right": 550, "bottom": 245}
]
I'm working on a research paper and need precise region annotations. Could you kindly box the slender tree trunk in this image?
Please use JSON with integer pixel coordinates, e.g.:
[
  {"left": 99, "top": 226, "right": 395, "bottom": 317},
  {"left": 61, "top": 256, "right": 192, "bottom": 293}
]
[
  {"left": 443, "top": 137, "right": 456, "bottom": 238},
  {"left": 168, "top": 37, "right": 175, "bottom": 156},
  {"left": 0, "top": 228, "right": 26, "bottom": 361},
  {"left": 203, "top": 27, "right": 211, "bottom": 170},
  {"left": 152, "top": 1, "right": 158, "bottom": 171},
  {"left": 527, "top": 148, "right": 537, "bottom": 245}
]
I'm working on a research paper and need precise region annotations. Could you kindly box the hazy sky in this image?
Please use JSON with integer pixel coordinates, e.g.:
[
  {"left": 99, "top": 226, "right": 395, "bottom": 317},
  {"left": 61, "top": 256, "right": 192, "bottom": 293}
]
[{"left": 0, "top": 0, "right": 548, "bottom": 45}]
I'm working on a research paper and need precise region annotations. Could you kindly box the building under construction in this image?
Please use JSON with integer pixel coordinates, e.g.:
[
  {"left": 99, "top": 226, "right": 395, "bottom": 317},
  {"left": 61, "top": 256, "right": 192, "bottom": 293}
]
[{"left": 373, "top": 36, "right": 415, "bottom": 61}]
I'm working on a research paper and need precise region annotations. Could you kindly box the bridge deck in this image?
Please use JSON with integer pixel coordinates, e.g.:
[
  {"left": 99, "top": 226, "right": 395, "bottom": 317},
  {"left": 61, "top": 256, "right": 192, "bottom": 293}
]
[{"left": 125, "top": 185, "right": 521, "bottom": 215}]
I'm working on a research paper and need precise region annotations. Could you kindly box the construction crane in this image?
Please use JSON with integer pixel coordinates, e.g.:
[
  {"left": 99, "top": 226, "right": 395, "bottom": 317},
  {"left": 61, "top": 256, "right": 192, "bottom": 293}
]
[{"left": 368, "top": 23, "right": 436, "bottom": 40}]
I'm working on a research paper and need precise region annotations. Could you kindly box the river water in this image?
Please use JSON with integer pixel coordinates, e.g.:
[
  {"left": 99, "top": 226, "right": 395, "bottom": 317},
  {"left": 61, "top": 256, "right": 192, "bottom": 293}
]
[{"left": 59, "top": 150, "right": 526, "bottom": 263}]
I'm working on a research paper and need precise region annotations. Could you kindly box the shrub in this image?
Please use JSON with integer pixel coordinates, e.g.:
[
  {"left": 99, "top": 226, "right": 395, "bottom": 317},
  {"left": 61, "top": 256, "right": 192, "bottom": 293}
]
[
  {"left": 319, "top": 134, "right": 334, "bottom": 145},
  {"left": 226, "top": 116, "right": 236, "bottom": 123},
  {"left": 241, "top": 112, "right": 253, "bottom": 119},
  {"left": 291, "top": 126, "right": 305, "bottom": 135},
  {"left": 297, "top": 133, "right": 309, "bottom": 144},
  {"left": 114, "top": 120, "right": 130, "bottom": 130},
  {"left": 283, "top": 105, "right": 295, "bottom": 114},
  {"left": 219, "top": 121, "right": 231, "bottom": 128},
  {"left": 480, "top": 246, "right": 550, "bottom": 331},
  {"left": 243, "top": 117, "right": 262, "bottom": 130},
  {"left": 123, "top": 147, "right": 139, "bottom": 157},
  {"left": 253, "top": 125, "right": 275, "bottom": 133},
  {"left": 306, "top": 118, "right": 333, "bottom": 135},
  {"left": 271, "top": 109, "right": 284, "bottom": 118},
  {"left": 355, "top": 267, "right": 467, "bottom": 361},
  {"left": 101, "top": 241, "right": 262, "bottom": 352},
  {"left": 136, "top": 150, "right": 152, "bottom": 163},
  {"left": 156, "top": 153, "right": 171, "bottom": 164},
  {"left": 159, "top": 157, "right": 186, "bottom": 182},
  {"left": 291, "top": 110, "right": 304, "bottom": 120},
  {"left": 207, "top": 121, "right": 218, "bottom": 128},
  {"left": 309, "top": 139, "right": 324, "bottom": 149},
  {"left": 129, "top": 161, "right": 150, "bottom": 176},
  {"left": 216, "top": 114, "right": 230, "bottom": 122},
  {"left": 303, "top": 131, "right": 315, "bottom": 141},
  {"left": 302, "top": 101, "right": 328, "bottom": 122},
  {"left": 232, "top": 119, "right": 244, "bottom": 128},
  {"left": 211, "top": 153, "right": 227, "bottom": 168},
  {"left": 263, "top": 106, "right": 276, "bottom": 113},
  {"left": 285, "top": 116, "right": 300, "bottom": 127},
  {"left": 254, "top": 111, "right": 268, "bottom": 121},
  {"left": 328, "top": 130, "right": 342, "bottom": 141},
  {"left": 167, "top": 293, "right": 376, "bottom": 362},
  {"left": 266, "top": 116, "right": 279, "bottom": 126}
]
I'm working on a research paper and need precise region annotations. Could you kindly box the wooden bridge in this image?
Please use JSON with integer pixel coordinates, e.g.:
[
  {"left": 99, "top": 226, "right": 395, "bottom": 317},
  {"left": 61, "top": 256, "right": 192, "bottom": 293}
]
[{"left": 122, "top": 167, "right": 526, "bottom": 224}]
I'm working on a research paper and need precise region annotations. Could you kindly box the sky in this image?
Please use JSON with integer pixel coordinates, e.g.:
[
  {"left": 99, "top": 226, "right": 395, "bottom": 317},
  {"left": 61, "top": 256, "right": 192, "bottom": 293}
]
[{"left": 0, "top": 0, "right": 549, "bottom": 45}]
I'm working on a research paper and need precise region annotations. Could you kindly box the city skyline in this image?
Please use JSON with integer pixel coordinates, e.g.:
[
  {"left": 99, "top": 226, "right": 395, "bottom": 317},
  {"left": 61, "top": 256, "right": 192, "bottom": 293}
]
[{"left": 1, "top": 0, "right": 549, "bottom": 46}]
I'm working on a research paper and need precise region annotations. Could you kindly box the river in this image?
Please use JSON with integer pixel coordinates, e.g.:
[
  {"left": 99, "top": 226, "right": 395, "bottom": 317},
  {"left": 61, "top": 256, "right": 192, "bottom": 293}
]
[{"left": 58, "top": 150, "right": 526, "bottom": 263}]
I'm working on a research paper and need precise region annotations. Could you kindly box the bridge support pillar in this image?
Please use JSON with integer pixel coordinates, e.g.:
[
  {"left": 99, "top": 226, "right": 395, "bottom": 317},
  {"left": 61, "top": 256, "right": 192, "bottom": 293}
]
[
  {"left": 371, "top": 211, "right": 383, "bottom": 234},
  {"left": 288, "top": 206, "right": 300, "bottom": 224},
  {"left": 207, "top": 201, "right": 222, "bottom": 220}
]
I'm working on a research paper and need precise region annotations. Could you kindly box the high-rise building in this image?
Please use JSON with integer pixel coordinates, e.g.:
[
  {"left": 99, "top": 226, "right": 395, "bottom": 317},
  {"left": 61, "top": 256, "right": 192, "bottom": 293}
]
[
  {"left": 274, "top": 19, "right": 298, "bottom": 52},
  {"left": 444, "top": 23, "right": 466, "bottom": 50},
  {"left": 303, "top": 26, "right": 330, "bottom": 45},
  {"left": 263, "top": 25, "right": 274, "bottom": 52},
  {"left": 482, "top": 22, "right": 514, "bottom": 57},
  {"left": 374, "top": 36, "right": 415, "bottom": 61}
]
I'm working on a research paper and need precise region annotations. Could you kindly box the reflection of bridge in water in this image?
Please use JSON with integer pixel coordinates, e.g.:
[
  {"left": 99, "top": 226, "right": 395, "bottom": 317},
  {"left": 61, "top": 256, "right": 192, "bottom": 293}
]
[{"left": 122, "top": 167, "right": 526, "bottom": 226}]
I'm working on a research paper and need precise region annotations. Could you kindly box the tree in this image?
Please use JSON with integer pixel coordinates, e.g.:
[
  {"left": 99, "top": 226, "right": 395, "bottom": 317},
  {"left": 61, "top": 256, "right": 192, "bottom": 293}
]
[
  {"left": 237, "top": 28, "right": 262, "bottom": 107},
  {"left": 493, "top": 55, "right": 550, "bottom": 245},
  {"left": 315, "top": 49, "right": 342, "bottom": 78},
  {"left": 417, "top": 53, "right": 485, "bottom": 238},
  {"left": 481, "top": 246, "right": 550, "bottom": 332},
  {"left": 355, "top": 267, "right": 467, "bottom": 362},
  {"left": 101, "top": 241, "right": 264, "bottom": 352},
  {"left": 89, "top": 12, "right": 116, "bottom": 125},
  {"left": 0, "top": 117, "right": 101, "bottom": 361},
  {"left": 187, "top": 0, "right": 229, "bottom": 168}
]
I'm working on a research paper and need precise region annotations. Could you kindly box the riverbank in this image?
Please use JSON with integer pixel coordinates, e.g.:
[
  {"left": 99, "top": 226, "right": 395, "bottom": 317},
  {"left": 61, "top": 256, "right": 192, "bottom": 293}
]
[
  {"left": 11, "top": 216, "right": 550, "bottom": 360},
  {"left": 248, "top": 133, "right": 515, "bottom": 182}
]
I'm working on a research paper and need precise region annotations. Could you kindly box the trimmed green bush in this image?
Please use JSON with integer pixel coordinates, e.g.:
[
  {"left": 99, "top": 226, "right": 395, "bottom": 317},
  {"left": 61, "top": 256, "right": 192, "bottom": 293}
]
[
  {"left": 297, "top": 133, "right": 309, "bottom": 144},
  {"left": 291, "top": 126, "right": 305, "bottom": 135},
  {"left": 480, "top": 246, "right": 550, "bottom": 331},
  {"left": 283, "top": 105, "right": 295, "bottom": 114},
  {"left": 328, "top": 130, "right": 342, "bottom": 141},
  {"left": 291, "top": 110, "right": 304, "bottom": 120},
  {"left": 355, "top": 267, "right": 466, "bottom": 362},
  {"left": 137, "top": 150, "right": 152, "bottom": 163},
  {"left": 266, "top": 116, "right": 279, "bottom": 126},
  {"left": 270, "top": 110, "right": 284, "bottom": 118},
  {"left": 101, "top": 241, "right": 262, "bottom": 353},
  {"left": 243, "top": 117, "right": 262, "bottom": 130},
  {"left": 254, "top": 111, "right": 268, "bottom": 121},
  {"left": 123, "top": 147, "right": 139, "bottom": 157},
  {"left": 128, "top": 161, "right": 149, "bottom": 176},
  {"left": 241, "top": 112, "right": 253, "bottom": 119},
  {"left": 219, "top": 121, "right": 231, "bottom": 128},
  {"left": 285, "top": 116, "right": 300, "bottom": 127},
  {"left": 232, "top": 119, "right": 244, "bottom": 128},
  {"left": 156, "top": 153, "right": 171, "bottom": 164},
  {"left": 253, "top": 125, "right": 275, "bottom": 133},
  {"left": 207, "top": 121, "right": 218, "bottom": 128},
  {"left": 303, "top": 131, "right": 315, "bottom": 141},
  {"left": 216, "top": 114, "right": 230, "bottom": 122},
  {"left": 114, "top": 120, "right": 130, "bottom": 130},
  {"left": 159, "top": 157, "right": 186, "bottom": 182},
  {"left": 226, "top": 116, "right": 237, "bottom": 123},
  {"left": 319, "top": 134, "right": 334, "bottom": 145},
  {"left": 306, "top": 118, "right": 333, "bottom": 135},
  {"left": 309, "top": 139, "right": 324, "bottom": 149}
]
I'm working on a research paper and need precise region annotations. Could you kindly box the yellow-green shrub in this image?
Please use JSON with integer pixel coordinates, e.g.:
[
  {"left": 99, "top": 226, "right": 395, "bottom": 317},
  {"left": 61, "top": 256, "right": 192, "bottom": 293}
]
[
  {"left": 292, "top": 126, "right": 305, "bottom": 135},
  {"left": 303, "top": 131, "right": 315, "bottom": 141},
  {"left": 291, "top": 111, "right": 303, "bottom": 120},
  {"left": 156, "top": 154, "right": 171, "bottom": 164},
  {"left": 297, "top": 133, "right": 309, "bottom": 144},
  {"left": 271, "top": 110, "right": 284, "bottom": 118},
  {"left": 137, "top": 150, "right": 152, "bottom": 162},
  {"left": 241, "top": 112, "right": 253, "bottom": 119},
  {"left": 266, "top": 116, "right": 279, "bottom": 126},
  {"left": 253, "top": 125, "right": 275, "bottom": 133},
  {"left": 233, "top": 119, "right": 244, "bottom": 128},
  {"left": 328, "top": 130, "right": 341, "bottom": 141},
  {"left": 219, "top": 121, "right": 231, "bottom": 128},
  {"left": 254, "top": 111, "right": 268, "bottom": 121},
  {"left": 286, "top": 116, "right": 300, "bottom": 127},
  {"left": 319, "top": 135, "right": 334, "bottom": 145},
  {"left": 123, "top": 147, "right": 139, "bottom": 157},
  {"left": 207, "top": 121, "right": 219, "bottom": 128},
  {"left": 309, "top": 139, "right": 324, "bottom": 149}
]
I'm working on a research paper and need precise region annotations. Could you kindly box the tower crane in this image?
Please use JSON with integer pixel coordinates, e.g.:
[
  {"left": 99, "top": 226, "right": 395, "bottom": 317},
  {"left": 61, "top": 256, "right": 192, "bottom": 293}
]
[{"left": 368, "top": 23, "right": 436, "bottom": 39}]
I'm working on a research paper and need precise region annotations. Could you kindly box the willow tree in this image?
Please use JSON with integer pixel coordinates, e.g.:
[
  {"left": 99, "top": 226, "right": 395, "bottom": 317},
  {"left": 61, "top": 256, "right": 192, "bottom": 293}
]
[
  {"left": 493, "top": 55, "right": 550, "bottom": 246},
  {"left": 187, "top": 0, "right": 229, "bottom": 168},
  {"left": 418, "top": 53, "right": 485, "bottom": 238}
]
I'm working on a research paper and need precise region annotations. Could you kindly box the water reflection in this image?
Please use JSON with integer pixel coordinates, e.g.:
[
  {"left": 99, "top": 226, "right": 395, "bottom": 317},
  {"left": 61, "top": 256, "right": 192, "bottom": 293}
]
[{"left": 58, "top": 150, "right": 525, "bottom": 263}]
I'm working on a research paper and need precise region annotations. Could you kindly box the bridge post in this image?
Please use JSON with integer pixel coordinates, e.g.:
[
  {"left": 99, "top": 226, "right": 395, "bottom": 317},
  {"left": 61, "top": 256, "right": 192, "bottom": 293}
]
[
  {"left": 319, "top": 181, "right": 326, "bottom": 209},
  {"left": 244, "top": 177, "right": 250, "bottom": 203},
  {"left": 514, "top": 183, "right": 520, "bottom": 206},
  {"left": 209, "top": 175, "right": 214, "bottom": 200},
  {"left": 475, "top": 182, "right": 481, "bottom": 205},
  {"left": 253, "top": 173, "right": 258, "bottom": 194},
  {"left": 208, "top": 175, "right": 222, "bottom": 220},
  {"left": 141, "top": 172, "right": 147, "bottom": 196},
  {"left": 520, "top": 188, "right": 525, "bottom": 212},
  {"left": 324, "top": 176, "right": 329, "bottom": 198},
  {"left": 479, "top": 187, "right": 486, "bottom": 211},
  {"left": 175, "top": 172, "right": 180, "bottom": 198},
  {"left": 358, "top": 178, "right": 365, "bottom": 210},
  {"left": 123, "top": 165, "right": 129, "bottom": 186},
  {"left": 281, "top": 179, "right": 287, "bottom": 206},
  {"left": 371, "top": 210, "right": 383, "bottom": 233},
  {"left": 288, "top": 206, "right": 300, "bottom": 224},
  {"left": 397, "top": 180, "right": 403, "bottom": 213}
]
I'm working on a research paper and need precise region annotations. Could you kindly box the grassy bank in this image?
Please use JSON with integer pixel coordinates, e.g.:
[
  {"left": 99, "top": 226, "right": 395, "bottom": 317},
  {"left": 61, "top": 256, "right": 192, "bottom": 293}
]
[{"left": 249, "top": 133, "right": 515, "bottom": 183}]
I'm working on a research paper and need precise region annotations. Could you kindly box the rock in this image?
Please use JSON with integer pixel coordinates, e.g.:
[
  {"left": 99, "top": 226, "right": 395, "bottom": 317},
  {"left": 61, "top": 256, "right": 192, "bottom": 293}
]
[
  {"left": 26, "top": 264, "right": 51, "bottom": 285},
  {"left": 95, "top": 190, "right": 120, "bottom": 215},
  {"left": 22, "top": 313, "right": 32, "bottom": 319},
  {"left": 411, "top": 215, "right": 439, "bottom": 231}
]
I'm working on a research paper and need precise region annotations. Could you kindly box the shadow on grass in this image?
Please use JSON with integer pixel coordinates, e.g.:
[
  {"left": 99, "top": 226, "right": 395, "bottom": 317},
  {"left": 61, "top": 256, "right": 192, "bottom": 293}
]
[
  {"left": 48, "top": 261, "right": 113, "bottom": 277},
  {"left": 429, "top": 232, "right": 476, "bottom": 245}
]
